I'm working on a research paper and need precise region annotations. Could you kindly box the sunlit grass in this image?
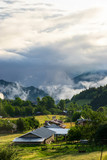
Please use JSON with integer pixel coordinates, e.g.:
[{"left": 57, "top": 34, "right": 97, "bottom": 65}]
[
  {"left": 64, "top": 122, "right": 75, "bottom": 128},
  {"left": 0, "top": 132, "right": 26, "bottom": 146},
  {"left": 41, "top": 151, "right": 107, "bottom": 160},
  {"left": 0, "top": 132, "right": 107, "bottom": 160},
  {"left": 2, "top": 115, "right": 66, "bottom": 125},
  {"left": 35, "top": 115, "right": 66, "bottom": 125}
]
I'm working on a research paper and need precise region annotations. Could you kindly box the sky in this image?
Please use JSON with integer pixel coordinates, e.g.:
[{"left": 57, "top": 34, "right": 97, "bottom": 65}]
[{"left": 0, "top": 0, "right": 107, "bottom": 87}]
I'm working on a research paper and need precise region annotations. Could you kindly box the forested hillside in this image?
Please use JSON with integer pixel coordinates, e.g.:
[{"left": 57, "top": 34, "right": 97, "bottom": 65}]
[{"left": 71, "top": 85, "right": 107, "bottom": 110}]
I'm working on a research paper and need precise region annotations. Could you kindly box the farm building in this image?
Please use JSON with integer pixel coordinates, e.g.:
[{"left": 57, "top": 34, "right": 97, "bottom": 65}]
[
  {"left": 45, "top": 123, "right": 69, "bottom": 141},
  {"left": 13, "top": 127, "right": 55, "bottom": 144},
  {"left": 45, "top": 119, "right": 66, "bottom": 128}
]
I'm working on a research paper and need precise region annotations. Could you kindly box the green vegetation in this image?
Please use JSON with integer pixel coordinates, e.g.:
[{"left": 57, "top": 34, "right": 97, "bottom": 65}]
[
  {"left": 0, "top": 119, "right": 13, "bottom": 132},
  {"left": 0, "top": 116, "right": 39, "bottom": 133},
  {"left": 95, "top": 121, "right": 107, "bottom": 144},
  {"left": 0, "top": 134, "right": 107, "bottom": 160},
  {"left": 0, "top": 96, "right": 65, "bottom": 117},
  {"left": 16, "top": 117, "right": 39, "bottom": 131},
  {"left": 71, "top": 85, "right": 107, "bottom": 110},
  {"left": 68, "top": 108, "right": 107, "bottom": 142},
  {"left": 0, "top": 113, "right": 107, "bottom": 160},
  {"left": 0, "top": 147, "right": 18, "bottom": 160},
  {"left": 75, "top": 99, "right": 92, "bottom": 106},
  {"left": 0, "top": 84, "right": 107, "bottom": 159}
]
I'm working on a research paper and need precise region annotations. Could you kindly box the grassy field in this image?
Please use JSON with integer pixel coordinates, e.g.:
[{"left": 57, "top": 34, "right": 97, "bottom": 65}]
[
  {"left": 1, "top": 115, "right": 107, "bottom": 160},
  {"left": 3, "top": 115, "right": 66, "bottom": 124},
  {"left": 76, "top": 99, "right": 92, "bottom": 106},
  {"left": 2, "top": 114, "right": 73, "bottom": 128},
  {"left": 0, "top": 132, "right": 107, "bottom": 160}
]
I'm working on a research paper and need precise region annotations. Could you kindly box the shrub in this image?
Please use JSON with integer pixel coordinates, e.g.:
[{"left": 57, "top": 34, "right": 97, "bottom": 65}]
[
  {"left": 17, "top": 117, "right": 39, "bottom": 131},
  {"left": 94, "top": 121, "right": 107, "bottom": 144},
  {"left": 0, "top": 147, "right": 18, "bottom": 160},
  {"left": 67, "top": 126, "right": 82, "bottom": 141}
]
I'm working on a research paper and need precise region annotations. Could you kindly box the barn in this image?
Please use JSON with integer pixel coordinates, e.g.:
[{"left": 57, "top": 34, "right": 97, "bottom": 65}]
[{"left": 13, "top": 127, "right": 55, "bottom": 144}]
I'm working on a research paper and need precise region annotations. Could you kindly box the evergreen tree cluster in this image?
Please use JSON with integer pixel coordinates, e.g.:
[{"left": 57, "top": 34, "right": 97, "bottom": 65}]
[{"left": 0, "top": 96, "right": 65, "bottom": 117}]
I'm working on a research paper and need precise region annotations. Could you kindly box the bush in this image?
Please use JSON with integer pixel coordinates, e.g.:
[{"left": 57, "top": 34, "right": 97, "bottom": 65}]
[
  {"left": 0, "top": 147, "right": 18, "bottom": 160},
  {"left": 17, "top": 117, "right": 39, "bottom": 131},
  {"left": 94, "top": 121, "right": 107, "bottom": 144},
  {"left": 72, "top": 112, "right": 81, "bottom": 122},
  {"left": 0, "top": 120, "right": 13, "bottom": 132},
  {"left": 67, "top": 126, "right": 82, "bottom": 141}
]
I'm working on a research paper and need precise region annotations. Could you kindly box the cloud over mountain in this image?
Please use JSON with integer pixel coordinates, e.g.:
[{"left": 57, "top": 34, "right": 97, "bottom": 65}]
[{"left": 0, "top": 0, "right": 107, "bottom": 87}]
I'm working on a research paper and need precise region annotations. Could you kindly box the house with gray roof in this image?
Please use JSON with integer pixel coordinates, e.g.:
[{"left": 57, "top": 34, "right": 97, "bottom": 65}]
[
  {"left": 44, "top": 123, "right": 69, "bottom": 142},
  {"left": 13, "top": 127, "right": 55, "bottom": 144}
]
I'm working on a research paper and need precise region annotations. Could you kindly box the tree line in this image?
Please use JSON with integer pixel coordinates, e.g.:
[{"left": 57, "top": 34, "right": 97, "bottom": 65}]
[{"left": 0, "top": 96, "right": 66, "bottom": 117}]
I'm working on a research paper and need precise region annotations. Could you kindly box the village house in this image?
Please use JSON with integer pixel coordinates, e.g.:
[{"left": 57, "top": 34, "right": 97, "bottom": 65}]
[
  {"left": 13, "top": 127, "right": 55, "bottom": 144},
  {"left": 13, "top": 123, "right": 69, "bottom": 144},
  {"left": 45, "top": 119, "right": 66, "bottom": 128},
  {"left": 77, "top": 118, "right": 91, "bottom": 126}
]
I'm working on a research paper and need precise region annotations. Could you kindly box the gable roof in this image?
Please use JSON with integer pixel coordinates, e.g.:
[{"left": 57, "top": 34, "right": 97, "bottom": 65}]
[
  {"left": 20, "top": 127, "right": 55, "bottom": 139},
  {"left": 31, "top": 127, "right": 55, "bottom": 139}
]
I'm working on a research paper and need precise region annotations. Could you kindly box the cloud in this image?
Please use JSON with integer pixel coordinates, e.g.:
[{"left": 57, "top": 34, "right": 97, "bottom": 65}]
[
  {"left": 0, "top": 0, "right": 107, "bottom": 88},
  {"left": 0, "top": 82, "right": 29, "bottom": 100},
  {"left": 0, "top": 92, "right": 4, "bottom": 99}
]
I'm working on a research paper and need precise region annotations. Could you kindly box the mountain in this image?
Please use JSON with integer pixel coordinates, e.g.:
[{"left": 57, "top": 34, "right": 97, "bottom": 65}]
[
  {"left": 0, "top": 80, "right": 48, "bottom": 102},
  {"left": 71, "top": 85, "right": 107, "bottom": 110},
  {"left": 0, "top": 70, "right": 107, "bottom": 102},
  {"left": 73, "top": 70, "right": 107, "bottom": 84},
  {"left": 39, "top": 70, "right": 107, "bottom": 101}
]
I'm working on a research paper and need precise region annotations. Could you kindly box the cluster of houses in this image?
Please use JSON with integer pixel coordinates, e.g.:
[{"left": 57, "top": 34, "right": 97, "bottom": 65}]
[
  {"left": 13, "top": 116, "right": 91, "bottom": 144},
  {"left": 13, "top": 118, "right": 69, "bottom": 144}
]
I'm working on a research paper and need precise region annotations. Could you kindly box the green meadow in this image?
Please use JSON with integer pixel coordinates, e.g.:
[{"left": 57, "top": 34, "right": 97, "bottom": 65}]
[{"left": 0, "top": 115, "right": 107, "bottom": 160}]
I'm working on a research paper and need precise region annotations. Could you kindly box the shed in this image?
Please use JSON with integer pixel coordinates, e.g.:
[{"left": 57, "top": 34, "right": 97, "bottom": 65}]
[
  {"left": 48, "top": 128, "right": 69, "bottom": 142},
  {"left": 48, "top": 128, "right": 69, "bottom": 136}
]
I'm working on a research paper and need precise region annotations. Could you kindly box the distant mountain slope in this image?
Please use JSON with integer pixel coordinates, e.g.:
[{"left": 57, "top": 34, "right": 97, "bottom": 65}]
[
  {"left": 39, "top": 70, "right": 107, "bottom": 101},
  {"left": 71, "top": 85, "right": 107, "bottom": 110},
  {"left": 73, "top": 70, "right": 107, "bottom": 84},
  {"left": 0, "top": 80, "right": 48, "bottom": 101}
]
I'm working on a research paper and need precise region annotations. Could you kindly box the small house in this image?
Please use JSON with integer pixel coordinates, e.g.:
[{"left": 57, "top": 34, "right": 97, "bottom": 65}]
[
  {"left": 13, "top": 127, "right": 55, "bottom": 144},
  {"left": 77, "top": 118, "right": 91, "bottom": 126},
  {"left": 45, "top": 119, "right": 66, "bottom": 128}
]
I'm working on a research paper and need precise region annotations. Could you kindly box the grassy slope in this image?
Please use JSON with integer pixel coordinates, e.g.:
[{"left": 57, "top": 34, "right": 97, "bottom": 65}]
[
  {"left": 75, "top": 99, "right": 92, "bottom": 106},
  {"left": 1, "top": 115, "right": 107, "bottom": 160},
  {"left": 0, "top": 133, "right": 107, "bottom": 160},
  {"left": 3, "top": 115, "right": 66, "bottom": 125}
]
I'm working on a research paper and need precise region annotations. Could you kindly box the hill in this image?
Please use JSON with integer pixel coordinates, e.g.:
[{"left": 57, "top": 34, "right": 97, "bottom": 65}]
[{"left": 71, "top": 85, "right": 107, "bottom": 110}]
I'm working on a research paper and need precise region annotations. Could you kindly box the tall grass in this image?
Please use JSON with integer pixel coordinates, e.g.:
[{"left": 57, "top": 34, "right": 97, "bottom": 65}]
[{"left": 0, "top": 147, "right": 18, "bottom": 160}]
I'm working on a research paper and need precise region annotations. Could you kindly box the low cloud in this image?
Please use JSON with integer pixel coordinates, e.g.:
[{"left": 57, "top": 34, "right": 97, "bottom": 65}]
[
  {"left": 0, "top": 0, "right": 107, "bottom": 88},
  {"left": 0, "top": 82, "right": 29, "bottom": 100}
]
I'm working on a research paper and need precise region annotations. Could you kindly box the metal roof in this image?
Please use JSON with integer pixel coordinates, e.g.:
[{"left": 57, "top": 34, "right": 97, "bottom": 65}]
[
  {"left": 31, "top": 127, "right": 55, "bottom": 139},
  {"left": 45, "top": 124, "right": 61, "bottom": 128},
  {"left": 20, "top": 127, "right": 55, "bottom": 139},
  {"left": 13, "top": 137, "right": 45, "bottom": 143},
  {"left": 48, "top": 128, "right": 69, "bottom": 135}
]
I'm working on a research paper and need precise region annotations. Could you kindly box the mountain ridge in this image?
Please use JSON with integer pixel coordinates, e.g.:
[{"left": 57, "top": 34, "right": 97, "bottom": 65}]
[{"left": 0, "top": 79, "right": 48, "bottom": 101}]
